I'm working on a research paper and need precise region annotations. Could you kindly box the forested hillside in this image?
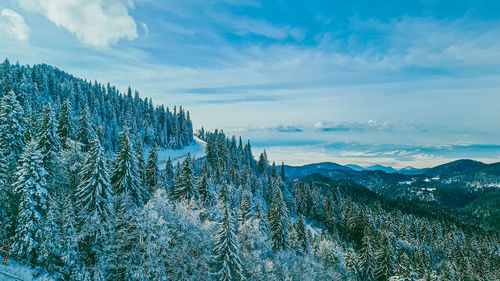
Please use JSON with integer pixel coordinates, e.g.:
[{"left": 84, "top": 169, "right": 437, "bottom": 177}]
[{"left": 0, "top": 61, "right": 498, "bottom": 280}]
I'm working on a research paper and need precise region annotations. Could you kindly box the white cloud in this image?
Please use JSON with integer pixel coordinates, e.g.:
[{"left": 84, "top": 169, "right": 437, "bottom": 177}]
[
  {"left": 0, "top": 9, "right": 29, "bottom": 41},
  {"left": 17, "top": 0, "right": 138, "bottom": 47}
]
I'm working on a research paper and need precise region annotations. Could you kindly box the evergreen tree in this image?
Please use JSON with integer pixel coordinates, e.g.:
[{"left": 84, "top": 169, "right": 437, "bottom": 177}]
[
  {"left": 374, "top": 234, "right": 395, "bottom": 281},
  {"left": 268, "top": 188, "right": 290, "bottom": 252},
  {"left": 57, "top": 99, "right": 72, "bottom": 149},
  {"left": 1, "top": 58, "right": 11, "bottom": 97},
  {"left": 345, "top": 247, "right": 357, "bottom": 275},
  {"left": 145, "top": 142, "right": 159, "bottom": 192},
  {"left": 397, "top": 253, "right": 411, "bottom": 280},
  {"left": 359, "top": 232, "right": 376, "bottom": 280},
  {"left": 135, "top": 136, "right": 145, "bottom": 186},
  {"left": 12, "top": 141, "right": 48, "bottom": 264},
  {"left": 77, "top": 107, "right": 92, "bottom": 152},
  {"left": 75, "top": 135, "right": 113, "bottom": 240},
  {"left": 37, "top": 104, "right": 62, "bottom": 177},
  {"left": 199, "top": 169, "right": 210, "bottom": 205},
  {"left": 111, "top": 129, "right": 143, "bottom": 207},
  {"left": 0, "top": 90, "right": 25, "bottom": 242},
  {"left": 295, "top": 213, "right": 308, "bottom": 253},
  {"left": 0, "top": 90, "right": 25, "bottom": 181},
  {"left": 173, "top": 153, "right": 196, "bottom": 201},
  {"left": 213, "top": 205, "right": 245, "bottom": 281},
  {"left": 257, "top": 150, "right": 267, "bottom": 175},
  {"left": 280, "top": 162, "right": 286, "bottom": 181},
  {"left": 239, "top": 188, "right": 252, "bottom": 222}
]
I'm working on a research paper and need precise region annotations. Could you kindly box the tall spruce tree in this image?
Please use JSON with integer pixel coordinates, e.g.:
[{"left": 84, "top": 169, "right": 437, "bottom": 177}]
[
  {"left": 359, "top": 232, "right": 376, "bottom": 280},
  {"left": 0, "top": 90, "right": 25, "bottom": 182},
  {"left": 135, "top": 136, "right": 145, "bottom": 186},
  {"left": 57, "top": 99, "right": 72, "bottom": 149},
  {"left": 213, "top": 205, "right": 245, "bottom": 281},
  {"left": 12, "top": 141, "right": 48, "bottom": 264},
  {"left": 239, "top": 188, "right": 252, "bottom": 222},
  {"left": 145, "top": 142, "right": 159, "bottom": 191},
  {"left": 37, "top": 104, "right": 62, "bottom": 177},
  {"left": 374, "top": 234, "right": 395, "bottom": 281},
  {"left": 75, "top": 135, "right": 113, "bottom": 240},
  {"left": 111, "top": 129, "right": 143, "bottom": 207},
  {"left": 295, "top": 214, "right": 308, "bottom": 253},
  {"left": 77, "top": 107, "right": 92, "bottom": 152},
  {"left": 173, "top": 153, "right": 196, "bottom": 201},
  {"left": 268, "top": 188, "right": 290, "bottom": 252}
]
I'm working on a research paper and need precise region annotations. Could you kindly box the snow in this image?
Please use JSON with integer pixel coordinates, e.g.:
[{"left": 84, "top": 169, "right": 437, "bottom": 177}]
[
  {"left": 155, "top": 136, "right": 206, "bottom": 166},
  {"left": 0, "top": 259, "right": 54, "bottom": 280}
]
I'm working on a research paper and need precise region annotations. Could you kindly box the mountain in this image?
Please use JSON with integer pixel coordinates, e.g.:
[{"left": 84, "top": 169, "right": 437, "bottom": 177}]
[
  {"left": 345, "top": 164, "right": 365, "bottom": 171},
  {"left": 420, "top": 159, "right": 487, "bottom": 178},
  {"left": 284, "top": 162, "right": 356, "bottom": 179},
  {"left": 366, "top": 164, "right": 399, "bottom": 174}
]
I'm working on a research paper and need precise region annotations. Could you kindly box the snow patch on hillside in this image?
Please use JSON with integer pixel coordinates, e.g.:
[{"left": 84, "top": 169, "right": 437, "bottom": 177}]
[
  {"left": 156, "top": 136, "right": 206, "bottom": 166},
  {"left": 0, "top": 259, "right": 54, "bottom": 280}
]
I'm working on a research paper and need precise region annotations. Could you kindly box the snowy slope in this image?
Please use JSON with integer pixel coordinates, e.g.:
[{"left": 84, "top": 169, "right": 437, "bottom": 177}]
[
  {"left": 155, "top": 136, "right": 206, "bottom": 166},
  {"left": 0, "top": 259, "right": 54, "bottom": 281}
]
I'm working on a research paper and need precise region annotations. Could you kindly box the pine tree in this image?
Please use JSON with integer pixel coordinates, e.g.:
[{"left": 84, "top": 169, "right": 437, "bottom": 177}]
[
  {"left": 280, "top": 162, "right": 286, "bottom": 181},
  {"left": 239, "top": 188, "right": 252, "bottom": 222},
  {"left": 268, "top": 188, "right": 290, "bottom": 252},
  {"left": 75, "top": 135, "right": 113, "bottom": 240},
  {"left": 12, "top": 141, "right": 48, "bottom": 264},
  {"left": 359, "top": 232, "right": 376, "bottom": 280},
  {"left": 173, "top": 153, "right": 196, "bottom": 201},
  {"left": 345, "top": 247, "right": 357, "bottom": 274},
  {"left": 0, "top": 90, "right": 25, "bottom": 242},
  {"left": 198, "top": 168, "right": 210, "bottom": 205},
  {"left": 397, "top": 252, "right": 411, "bottom": 280},
  {"left": 145, "top": 142, "right": 159, "bottom": 192},
  {"left": 295, "top": 213, "right": 308, "bottom": 253},
  {"left": 77, "top": 107, "right": 92, "bottom": 152},
  {"left": 37, "top": 104, "right": 62, "bottom": 177},
  {"left": 374, "top": 234, "right": 395, "bottom": 281},
  {"left": 213, "top": 205, "right": 245, "bottom": 281},
  {"left": 111, "top": 129, "right": 143, "bottom": 207},
  {"left": 0, "top": 90, "right": 25, "bottom": 182},
  {"left": 135, "top": 136, "right": 145, "bottom": 186},
  {"left": 1, "top": 58, "right": 11, "bottom": 97},
  {"left": 57, "top": 99, "right": 72, "bottom": 149}
]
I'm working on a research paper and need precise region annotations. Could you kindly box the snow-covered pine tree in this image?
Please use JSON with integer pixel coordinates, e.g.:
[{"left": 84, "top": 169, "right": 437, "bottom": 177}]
[
  {"left": 37, "top": 104, "right": 62, "bottom": 177},
  {"left": 374, "top": 233, "right": 395, "bottom": 281},
  {"left": 239, "top": 188, "right": 252, "bottom": 222},
  {"left": 345, "top": 247, "right": 357, "bottom": 275},
  {"left": 280, "top": 162, "right": 286, "bottom": 181},
  {"left": 0, "top": 90, "right": 25, "bottom": 242},
  {"left": 145, "top": 142, "right": 159, "bottom": 191},
  {"left": 57, "top": 99, "right": 72, "bottom": 149},
  {"left": 77, "top": 106, "right": 92, "bottom": 152},
  {"left": 111, "top": 129, "right": 144, "bottom": 207},
  {"left": 12, "top": 140, "right": 49, "bottom": 264},
  {"left": 198, "top": 167, "right": 211, "bottom": 205},
  {"left": 397, "top": 252, "right": 411, "bottom": 280},
  {"left": 358, "top": 232, "right": 376, "bottom": 280},
  {"left": 76, "top": 134, "right": 113, "bottom": 239},
  {"left": 135, "top": 136, "right": 145, "bottom": 186},
  {"left": 269, "top": 188, "right": 290, "bottom": 252},
  {"left": 0, "top": 90, "right": 25, "bottom": 182},
  {"left": 295, "top": 213, "right": 308, "bottom": 253},
  {"left": 173, "top": 153, "right": 196, "bottom": 202},
  {"left": 213, "top": 204, "right": 245, "bottom": 281}
]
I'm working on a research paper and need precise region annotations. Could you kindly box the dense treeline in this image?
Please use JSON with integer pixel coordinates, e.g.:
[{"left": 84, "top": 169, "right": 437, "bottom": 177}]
[
  {"left": 0, "top": 61, "right": 498, "bottom": 280},
  {"left": 0, "top": 58, "right": 193, "bottom": 151}
]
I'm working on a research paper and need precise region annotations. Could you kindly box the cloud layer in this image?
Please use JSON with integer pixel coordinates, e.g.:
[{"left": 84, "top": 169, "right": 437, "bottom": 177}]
[
  {"left": 0, "top": 8, "right": 29, "bottom": 41},
  {"left": 17, "top": 0, "right": 137, "bottom": 47}
]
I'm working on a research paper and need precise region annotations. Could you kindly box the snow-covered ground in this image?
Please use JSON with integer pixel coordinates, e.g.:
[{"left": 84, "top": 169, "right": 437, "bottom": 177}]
[
  {"left": 155, "top": 136, "right": 206, "bottom": 166},
  {"left": 0, "top": 259, "right": 54, "bottom": 281}
]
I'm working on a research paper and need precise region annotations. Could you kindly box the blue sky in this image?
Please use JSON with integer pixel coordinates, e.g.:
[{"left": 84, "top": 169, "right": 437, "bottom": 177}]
[{"left": 1, "top": 0, "right": 500, "bottom": 168}]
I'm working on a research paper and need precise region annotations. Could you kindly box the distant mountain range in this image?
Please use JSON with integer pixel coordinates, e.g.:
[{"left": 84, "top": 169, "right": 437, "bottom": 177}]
[{"left": 286, "top": 159, "right": 491, "bottom": 178}]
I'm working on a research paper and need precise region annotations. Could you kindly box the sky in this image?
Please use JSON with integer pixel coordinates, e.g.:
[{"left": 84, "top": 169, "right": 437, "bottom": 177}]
[{"left": 1, "top": 0, "right": 500, "bottom": 168}]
